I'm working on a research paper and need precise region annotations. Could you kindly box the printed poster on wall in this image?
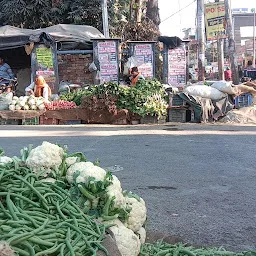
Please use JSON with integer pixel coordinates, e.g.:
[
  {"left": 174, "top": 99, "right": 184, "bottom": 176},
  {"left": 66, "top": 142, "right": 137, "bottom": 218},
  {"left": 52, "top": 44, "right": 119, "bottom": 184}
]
[
  {"left": 134, "top": 44, "right": 154, "bottom": 78},
  {"left": 168, "top": 47, "right": 186, "bottom": 86},
  {"left": 36, "top": 46, "right": 56, "bottom": 88},
  {"left": 204, "top": 2, "right": 227, "bottom": 41},
  {"left": 97, "top": 41, "right": 119, "bottom": 83}
]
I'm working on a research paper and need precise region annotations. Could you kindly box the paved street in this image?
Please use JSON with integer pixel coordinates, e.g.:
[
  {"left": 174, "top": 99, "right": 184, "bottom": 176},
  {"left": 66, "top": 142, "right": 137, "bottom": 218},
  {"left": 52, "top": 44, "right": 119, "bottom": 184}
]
[{"left": 0, "top": 123, "right": 255, "bottom": 252}]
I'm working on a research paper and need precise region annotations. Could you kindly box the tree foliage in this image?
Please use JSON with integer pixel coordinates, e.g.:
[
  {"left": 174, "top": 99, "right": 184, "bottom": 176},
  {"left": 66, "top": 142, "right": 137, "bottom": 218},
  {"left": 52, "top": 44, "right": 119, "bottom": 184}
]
[{"left": 0, "top": 0, "right": 160, "bottom": 41}]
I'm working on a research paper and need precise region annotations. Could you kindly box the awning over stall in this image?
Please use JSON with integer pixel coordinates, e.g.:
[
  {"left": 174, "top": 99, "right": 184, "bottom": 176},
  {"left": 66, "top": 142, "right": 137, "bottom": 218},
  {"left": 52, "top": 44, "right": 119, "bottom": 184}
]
[{"left": 0, "top": 24, "right": 104, "bottom": 50}]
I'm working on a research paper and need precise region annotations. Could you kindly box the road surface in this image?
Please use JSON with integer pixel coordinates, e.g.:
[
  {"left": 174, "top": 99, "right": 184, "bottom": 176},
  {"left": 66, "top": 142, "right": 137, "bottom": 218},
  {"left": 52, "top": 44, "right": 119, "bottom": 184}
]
[{"left": 0, "top": 123, "right": 255, "bottom": 252}]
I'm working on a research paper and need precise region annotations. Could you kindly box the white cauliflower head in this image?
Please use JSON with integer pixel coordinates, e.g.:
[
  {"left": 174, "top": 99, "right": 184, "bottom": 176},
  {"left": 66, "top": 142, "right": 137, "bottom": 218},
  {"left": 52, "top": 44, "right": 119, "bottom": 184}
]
[
  {"left": 26, "top": 142, "right": 64, "bottom": 174},
  {"left": 125, "top": 196, "right": 147, "bottom": 232},
  {"left": 65, "top": 157, "right": 79, "bottom": 167},
  {"left": 0, "top": 156, "right": 13, "bottom": 166},
  {"left": 136, "top": 227, "right": 146, "bottom": 244},
  {"left": 106, "top": 175, "right": 125, "bottom": 208},
  {"left": 66, "top": 162, "right": 106, "bottom": 184},
  {"left": 109, "top": 221, "right": 141, "bottom": 256}
]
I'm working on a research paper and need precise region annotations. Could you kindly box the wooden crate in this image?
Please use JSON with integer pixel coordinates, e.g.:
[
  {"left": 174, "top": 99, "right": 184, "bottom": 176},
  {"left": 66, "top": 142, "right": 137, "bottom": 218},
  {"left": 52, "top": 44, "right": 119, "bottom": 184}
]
[
  {"left": 58, "top": 120, "right": 82, "bottom": 125},
  {"left": 39, "top": 116, "right": 59, "bottom": 125},
  {"left": 0, "top": 119, "right": 20, "bottom": 125},
  {"left": 168, "top": 109, "right": 187, "bottom": 123}
]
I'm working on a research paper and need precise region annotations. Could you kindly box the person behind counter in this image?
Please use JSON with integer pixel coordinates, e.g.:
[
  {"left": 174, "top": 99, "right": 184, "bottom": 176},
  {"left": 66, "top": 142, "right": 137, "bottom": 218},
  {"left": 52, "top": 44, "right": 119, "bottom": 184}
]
[
  {"left": 130, "top": 67, "right": 145, "bottom": 86},
  {"left": 0, "top": 56, "right": 15, "bottom": 85},
  {"left": 25, "top": 75, "right": 52, "bottom": 101}
]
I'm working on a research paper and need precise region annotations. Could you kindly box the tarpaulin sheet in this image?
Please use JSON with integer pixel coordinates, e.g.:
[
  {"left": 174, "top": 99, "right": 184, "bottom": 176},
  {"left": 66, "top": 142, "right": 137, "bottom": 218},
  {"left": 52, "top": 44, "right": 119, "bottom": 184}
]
[
  {"left": 178, "top": 93, "right": 234, "bottom": 123},
  {"left": 0, "top": 24, "right": 104, "bottom": 50}
]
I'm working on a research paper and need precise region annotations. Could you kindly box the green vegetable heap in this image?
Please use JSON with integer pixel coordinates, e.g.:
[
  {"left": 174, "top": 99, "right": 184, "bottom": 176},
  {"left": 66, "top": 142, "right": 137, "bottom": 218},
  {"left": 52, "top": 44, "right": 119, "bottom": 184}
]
[
  {"left": 0, "top": 142, "right": 146, "bottom": 256},
  {"left": 60, "top": 79, "right": 168, "bottom": 119},
  {"left": 140, "top": 241, "right": 256, "bottom": 256},
  {"left": 0, "top": 149, "right": 107, "bottom": 255}
]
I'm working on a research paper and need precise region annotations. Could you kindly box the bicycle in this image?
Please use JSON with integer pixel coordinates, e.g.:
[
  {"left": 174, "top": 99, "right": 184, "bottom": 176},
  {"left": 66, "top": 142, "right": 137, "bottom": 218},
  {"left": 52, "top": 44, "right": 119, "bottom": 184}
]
[{"left": 0, "top": 77, "right": 18, "bottom": 94}]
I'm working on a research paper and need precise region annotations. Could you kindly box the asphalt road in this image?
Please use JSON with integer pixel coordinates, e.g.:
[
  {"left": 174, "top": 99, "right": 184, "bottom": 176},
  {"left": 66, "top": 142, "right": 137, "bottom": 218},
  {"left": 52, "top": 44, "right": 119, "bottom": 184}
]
[{"left": 0, "top": 123, "right": 255, "bottom": 252}]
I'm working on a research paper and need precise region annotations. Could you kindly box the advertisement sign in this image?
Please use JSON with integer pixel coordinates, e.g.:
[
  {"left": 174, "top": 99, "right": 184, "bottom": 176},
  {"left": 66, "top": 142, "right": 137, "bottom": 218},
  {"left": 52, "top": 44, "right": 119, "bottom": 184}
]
[
  {"left": 205, "top": 2, "right": 227, "bottom": 41},
  {"left": 133, "top": 44, "right": 154, "bottom": 78},
  {"left": 245, "top": 39, "right": 256, "bottom": 54},
  {"left": 168, "top": 47, "right": 186, "bottom": 86},
  {"left": 97, "top": 41, "right": 119, "bottom": 83},
  {"left": 36, "top": 46, "right": 56, "bottom": 88}
]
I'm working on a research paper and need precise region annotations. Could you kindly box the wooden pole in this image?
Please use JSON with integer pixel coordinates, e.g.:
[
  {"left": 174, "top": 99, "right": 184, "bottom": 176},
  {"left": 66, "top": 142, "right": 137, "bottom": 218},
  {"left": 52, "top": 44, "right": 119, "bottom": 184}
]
[
  {"left": 253, "top": 8, "right": 256, "bottom": 68},
  {"left": 101, "top": 0, "right": 110, "bottom": 38},
  {"left": 196, "top": 0, "right": 205, "bottom": 81},
  {"left": 224, "top": 0, "right": 239, "bottom": 84},
  {"left": 217, "top": 38, "right": 224, "bottom": 80}
]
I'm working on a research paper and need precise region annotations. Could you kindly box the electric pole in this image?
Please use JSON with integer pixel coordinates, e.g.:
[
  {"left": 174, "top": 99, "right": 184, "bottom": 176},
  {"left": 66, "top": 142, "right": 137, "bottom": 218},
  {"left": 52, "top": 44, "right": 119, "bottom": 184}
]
[
  {"left": 224, "top": 0, "right": 239, "bottom": 84},
  {"left": 196, "top": 0, "right": 205, "bottom": 81},
  {"left": 101, "top": 0, "right": 110, "bottom": 38}
]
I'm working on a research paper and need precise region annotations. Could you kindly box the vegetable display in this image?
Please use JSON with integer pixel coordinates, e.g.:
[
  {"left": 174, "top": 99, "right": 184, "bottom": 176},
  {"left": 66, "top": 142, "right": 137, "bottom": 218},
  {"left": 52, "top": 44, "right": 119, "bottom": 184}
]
[
  {"left": 1, "top": 142, "right": 254, "bottom": 256},
  {"left": 0, "top": 141, "right": 147, "bottom": 256},
  {"left": 8, "top": 96, "right": 45, "bottom": 111},
  {"left": 44, "top": 100, "right": 77, "bottom": 110},
  {"left": 140, "top": 241, "right": 256, "bottom": 256},
  {"left": 60, "top": 79, "right": 168, "bottom": 119},
  {"left": 117, "top": 79, "right": 168, "bottom": 118}
]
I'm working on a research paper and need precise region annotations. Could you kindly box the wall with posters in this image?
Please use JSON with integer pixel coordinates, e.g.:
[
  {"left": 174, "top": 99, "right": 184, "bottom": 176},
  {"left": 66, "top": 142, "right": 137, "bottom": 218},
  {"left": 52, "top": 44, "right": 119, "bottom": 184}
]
[
  {"left": 93, "top": 39, "right": 120, "bottom": 84},
  {"left": 167, "top": 46, "right": 187, "bottom": 86},
  {"left": 129, "top": 42, "right": 156, "bottom": 78}
]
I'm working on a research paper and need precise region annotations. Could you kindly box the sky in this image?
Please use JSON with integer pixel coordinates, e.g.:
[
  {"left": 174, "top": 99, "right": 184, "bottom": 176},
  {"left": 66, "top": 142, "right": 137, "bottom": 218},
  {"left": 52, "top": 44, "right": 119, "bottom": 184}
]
[{"left": 159, "top": 0, "right": 256, "bottom": 38}]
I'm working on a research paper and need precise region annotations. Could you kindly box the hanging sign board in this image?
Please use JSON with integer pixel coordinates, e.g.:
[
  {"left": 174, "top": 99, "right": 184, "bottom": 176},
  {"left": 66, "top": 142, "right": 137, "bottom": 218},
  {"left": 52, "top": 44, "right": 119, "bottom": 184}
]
[
  {"left": 128, "top": 42, "right": 155, "bottom": 78},
  {"left": 133, "top": 44, "right": 154, "bottom": 78},
  {"left": 35, "top": 45, "right": 56, "bottom": 90},
  {"left": 168, "top": 46, "right": 186, "bottom": 86},
  {"left": 205, "top": 2, "right": 227, "bottom": 41},
  {"left": 93, "top": 40, "right": 120, "bottom": 84}
]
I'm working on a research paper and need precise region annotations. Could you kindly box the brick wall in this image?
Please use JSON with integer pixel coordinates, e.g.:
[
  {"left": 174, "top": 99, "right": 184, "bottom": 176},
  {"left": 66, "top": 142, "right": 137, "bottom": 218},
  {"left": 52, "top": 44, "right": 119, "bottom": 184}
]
[{"left": 58, "top": 54, "right": 94, "bottom": 85}]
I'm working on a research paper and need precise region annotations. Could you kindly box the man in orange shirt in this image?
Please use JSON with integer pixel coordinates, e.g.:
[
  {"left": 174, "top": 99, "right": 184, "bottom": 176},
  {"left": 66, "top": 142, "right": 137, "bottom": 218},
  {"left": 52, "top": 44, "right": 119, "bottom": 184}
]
[{"left": 130, "top": 67, "right": 145, "bottom": 86}]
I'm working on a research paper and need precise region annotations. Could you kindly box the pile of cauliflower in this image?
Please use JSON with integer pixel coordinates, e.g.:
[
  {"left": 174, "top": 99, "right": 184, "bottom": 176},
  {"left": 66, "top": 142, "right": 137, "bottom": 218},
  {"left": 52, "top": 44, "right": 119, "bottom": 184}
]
[
  {"left": 9, "top": 96, "right": 46, "bottom": 111},
  {"left": 24, "top": 141, "right": 147, "bottom": 256}
]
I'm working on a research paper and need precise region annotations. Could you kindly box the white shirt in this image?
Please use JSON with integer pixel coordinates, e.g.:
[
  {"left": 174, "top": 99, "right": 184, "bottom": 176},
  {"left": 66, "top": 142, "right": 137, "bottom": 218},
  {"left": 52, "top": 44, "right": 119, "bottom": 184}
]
[{"left": 25, "top": 82, "right": 49, "bottom": 100}]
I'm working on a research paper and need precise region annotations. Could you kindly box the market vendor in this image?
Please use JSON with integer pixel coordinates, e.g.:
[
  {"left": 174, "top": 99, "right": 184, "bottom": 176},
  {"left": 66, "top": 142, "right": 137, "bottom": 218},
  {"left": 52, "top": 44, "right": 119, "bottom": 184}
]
[
  {"left": 25, "top": 75, "right": 52, "bottom": 101},
  {"left": 0, "top": 56, "right": 15, "bottom": 86},
  {"left": 130, "top": 67, "right": 145, "bottom": 86}
]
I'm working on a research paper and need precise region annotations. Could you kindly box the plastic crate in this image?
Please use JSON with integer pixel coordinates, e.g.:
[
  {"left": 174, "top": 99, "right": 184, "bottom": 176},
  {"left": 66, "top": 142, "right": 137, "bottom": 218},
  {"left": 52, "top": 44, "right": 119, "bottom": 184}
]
[
  {"left": 168, "top": 109, "right": 188, "bottom": 123},
  {"left": 0, "top": 119, "right": 20, "bottom": 125},
  {"left": 39, "top": 116, "right": 59, "bottom": 125},
  {"left": 169, "top": 94, "right": 186, "bottom": 107},
  {"left": 234, "top": 93, "right": 253, "bottom": 108},
  {"left": 22, "top": 117, "right": 39, "bottom": 125}
]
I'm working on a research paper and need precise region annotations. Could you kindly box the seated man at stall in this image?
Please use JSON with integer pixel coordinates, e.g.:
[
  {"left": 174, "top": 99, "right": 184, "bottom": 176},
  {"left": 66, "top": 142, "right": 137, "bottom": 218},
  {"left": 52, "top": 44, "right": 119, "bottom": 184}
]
[
  {"left": 25, "top": 75, "right": 52, "bottom": 101},
  {"left": 130, "top": 67, "right": 145, "bottom": 86},
  {"left": 0, "top": 56, "right": 15, "bottom": 86}
]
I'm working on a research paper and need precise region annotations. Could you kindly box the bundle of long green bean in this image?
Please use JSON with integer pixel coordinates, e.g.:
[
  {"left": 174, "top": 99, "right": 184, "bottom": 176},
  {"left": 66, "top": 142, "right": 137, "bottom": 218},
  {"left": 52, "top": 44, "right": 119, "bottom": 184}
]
[
  {"left": 140, "top": 241, "right": 256, "bottom": 256},
  {"left": 0, "top": 160, "right": 108, "bottom": 256}
]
